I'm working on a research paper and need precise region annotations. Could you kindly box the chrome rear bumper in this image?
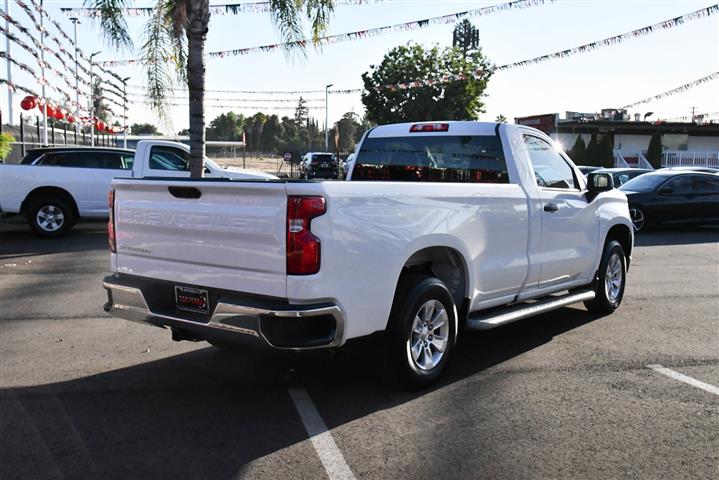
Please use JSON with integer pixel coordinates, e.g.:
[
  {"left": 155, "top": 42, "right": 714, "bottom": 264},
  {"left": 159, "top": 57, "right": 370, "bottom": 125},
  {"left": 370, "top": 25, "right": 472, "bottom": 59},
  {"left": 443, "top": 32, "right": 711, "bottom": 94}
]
[{"left": 102, "top": 276, "right": 344, "bottom": 350}]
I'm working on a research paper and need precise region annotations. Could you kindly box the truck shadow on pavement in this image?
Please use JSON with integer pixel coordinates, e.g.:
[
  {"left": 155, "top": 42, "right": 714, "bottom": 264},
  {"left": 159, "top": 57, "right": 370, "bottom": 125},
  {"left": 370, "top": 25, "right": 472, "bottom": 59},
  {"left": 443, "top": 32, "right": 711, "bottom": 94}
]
[
  {"left": 0, "top": 222, "right": 107, "bottom": 259},
  {"left": 633, "top": 226, "right": 719, "bottom": 247},
  {"left": 0, "top": 307, "right": 604, "bottom": 480}
]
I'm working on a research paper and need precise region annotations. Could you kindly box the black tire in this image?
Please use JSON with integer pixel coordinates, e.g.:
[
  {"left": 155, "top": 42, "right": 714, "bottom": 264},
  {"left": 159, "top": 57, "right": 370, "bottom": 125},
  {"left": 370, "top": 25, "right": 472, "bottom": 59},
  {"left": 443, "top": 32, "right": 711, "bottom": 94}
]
[
  {"left": 27, "top": 197, "right": 76, "bottom": 238},
  {"left": 629, "top": 207, "right": 646, "bottom": 232},
  {"left": 584, "top": 240, "right": 627, "bottom": 314},
  {"left": 387, "top": 274, "right": 457, "bottom": 388}
]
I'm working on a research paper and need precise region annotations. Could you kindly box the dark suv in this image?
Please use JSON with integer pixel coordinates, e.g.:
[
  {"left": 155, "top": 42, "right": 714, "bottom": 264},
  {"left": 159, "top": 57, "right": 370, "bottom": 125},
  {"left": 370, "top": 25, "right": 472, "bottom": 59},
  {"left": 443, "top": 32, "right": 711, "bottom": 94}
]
[{"left": 301, "top": 152, "right": 338, "bottom": 179}]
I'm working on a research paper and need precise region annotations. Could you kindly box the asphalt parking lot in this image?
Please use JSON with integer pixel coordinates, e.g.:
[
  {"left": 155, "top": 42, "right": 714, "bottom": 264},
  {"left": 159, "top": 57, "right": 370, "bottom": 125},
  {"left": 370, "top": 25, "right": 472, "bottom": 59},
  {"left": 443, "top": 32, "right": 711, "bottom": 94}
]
[{"left": 1, "top": 221, "right": 717, "bottom": 480}]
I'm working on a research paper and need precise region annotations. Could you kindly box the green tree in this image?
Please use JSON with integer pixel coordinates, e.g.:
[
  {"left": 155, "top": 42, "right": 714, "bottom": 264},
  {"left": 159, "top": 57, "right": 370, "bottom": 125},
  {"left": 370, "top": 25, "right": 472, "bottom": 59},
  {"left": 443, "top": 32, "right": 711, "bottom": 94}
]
[
  {"left": 207, "top": 111, "right": 244, "bottom": 141},
  {"left": 90, "top": 0, "right": 335, "bottom": 177},
  {"left": 646, "top": 133, "right": 663, "bottom": 169},
  {"left": 361, "top": 42, "right": 492, "bottom": 124},
  {"left": 597, "top": 134, "right": 614, "bottom": 168},
  {"left": 294, "top": 97, "right": 309, "bottom": 125},
  {"left": 568, "top": 135, "right": 587, "bottom": 165},
  {"left": 330, "top": 112, "right": 361, "bottom": 151},
  {"left": 246, "top": 112, "right": 267, "bottom": 151},
  {"left": 585, "top": 134, "right": 599, "bottom": 167},
  {"left": 131, "top": 122, "right": 161, "bottom": 135},
  {"left": 260, "top": 114, "right": 282, "bottom": 152},
  {"left": 452, "top": 19, "right": 479, "bottom": 59},
  {"left": 0, "top": 133, "right": 15, "bottom": 161},
  {"left": 495, "top": 114, "right": 507, "bottom": 123}
]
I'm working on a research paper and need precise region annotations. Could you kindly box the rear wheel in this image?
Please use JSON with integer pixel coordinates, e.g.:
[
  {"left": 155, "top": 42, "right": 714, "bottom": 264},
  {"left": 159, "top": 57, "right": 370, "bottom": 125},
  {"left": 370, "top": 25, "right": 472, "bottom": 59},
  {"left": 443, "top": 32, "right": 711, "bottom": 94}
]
[
  {"left": 584, "top": 240, "right": 627, "bottom": 314},
  {"left": 27, "top": 198, "right": 76, "bottom": 237},
  {"left": 387, "top": 275, "right": 457, "bottom": 387}
]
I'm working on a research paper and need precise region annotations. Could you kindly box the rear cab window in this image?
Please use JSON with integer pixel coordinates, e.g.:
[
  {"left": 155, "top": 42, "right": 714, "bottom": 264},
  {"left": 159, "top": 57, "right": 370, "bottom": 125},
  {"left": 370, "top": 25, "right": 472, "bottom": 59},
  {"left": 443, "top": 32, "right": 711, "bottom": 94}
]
[
  {"left": 36, "top": 151, "right": 129, "bottom": 170},
  {"left": 352, "top": 135, "right": 509, "bottom": 183}
]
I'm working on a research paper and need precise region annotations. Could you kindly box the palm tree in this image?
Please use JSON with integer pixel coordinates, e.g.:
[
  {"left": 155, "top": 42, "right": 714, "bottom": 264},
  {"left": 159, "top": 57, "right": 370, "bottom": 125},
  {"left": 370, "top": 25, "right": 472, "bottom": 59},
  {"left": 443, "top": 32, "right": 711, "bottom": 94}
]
[{"left": 89, "top": 0, "right": 335, "bottom": 177}]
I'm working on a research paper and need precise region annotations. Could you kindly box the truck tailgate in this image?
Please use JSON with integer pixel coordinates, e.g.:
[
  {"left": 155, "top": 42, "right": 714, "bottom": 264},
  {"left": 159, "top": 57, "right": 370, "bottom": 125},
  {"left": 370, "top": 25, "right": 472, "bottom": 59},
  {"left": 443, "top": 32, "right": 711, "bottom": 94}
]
[{"left": 112, "top": 179, "right": 288, "bottom": 298}]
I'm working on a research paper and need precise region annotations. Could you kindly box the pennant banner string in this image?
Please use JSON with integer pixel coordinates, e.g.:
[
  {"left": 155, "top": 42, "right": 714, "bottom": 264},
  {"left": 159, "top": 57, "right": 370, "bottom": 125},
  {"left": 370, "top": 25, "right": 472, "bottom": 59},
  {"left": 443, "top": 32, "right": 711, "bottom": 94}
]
[
  {"left": 660, "top": 111, "right": 719, "bottom": 122},
  {"left": 125, "top": 90, "right": 326, "bottom": 103},
  {"left": 380, "top": 3, "right": 719, "bottom": 93},
  {"left": 620, "top": 72, "right": 719, "bottom": 109},
  {"left": 62, "top": 0, "right": 456, "bottom": 17},
  {"left": 100, "top": 0, "right": 554, "bottom": 65}
]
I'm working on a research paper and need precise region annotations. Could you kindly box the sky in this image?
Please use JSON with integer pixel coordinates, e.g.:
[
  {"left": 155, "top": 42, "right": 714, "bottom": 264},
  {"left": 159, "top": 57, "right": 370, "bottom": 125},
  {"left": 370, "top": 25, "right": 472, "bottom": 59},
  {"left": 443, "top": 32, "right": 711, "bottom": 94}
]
[{"left": 2, "top": 0, "right": 718, "bottom": 134}]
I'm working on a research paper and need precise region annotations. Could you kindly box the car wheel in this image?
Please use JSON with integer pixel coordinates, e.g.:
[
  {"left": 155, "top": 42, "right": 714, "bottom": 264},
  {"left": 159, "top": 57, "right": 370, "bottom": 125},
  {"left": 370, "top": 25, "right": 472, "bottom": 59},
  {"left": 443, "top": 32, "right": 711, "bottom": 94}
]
[
  {"left": 387, "top": 274, "right": 457, "bottom": 387},
  {"left": 584, "top": 240, "right": 627, "bottom": 314},
  {"left": 629, "top": 207, "right": 646, "bottom": 232},
  {"left": 27, "top": 198, "right": 76, "bottom": 238}
]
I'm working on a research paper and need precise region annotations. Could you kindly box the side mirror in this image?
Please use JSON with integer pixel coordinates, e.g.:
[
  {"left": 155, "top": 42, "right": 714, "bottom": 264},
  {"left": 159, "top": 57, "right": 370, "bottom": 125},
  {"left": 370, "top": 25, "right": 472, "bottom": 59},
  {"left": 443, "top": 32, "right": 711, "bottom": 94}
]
[
  {"left": 658, "top": 186, "right": 673, "bottom": 195},
  {"left": 586, "top": 172, "right": 614, "bottom": 201}
]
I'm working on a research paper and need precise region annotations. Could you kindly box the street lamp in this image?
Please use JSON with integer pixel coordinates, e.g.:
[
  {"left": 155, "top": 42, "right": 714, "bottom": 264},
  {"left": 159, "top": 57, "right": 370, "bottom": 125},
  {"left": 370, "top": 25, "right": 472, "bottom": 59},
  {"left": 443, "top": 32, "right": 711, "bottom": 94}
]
[
  {"left": 121, "top": 76, "right": 130, "bottom": 148},
  {"left": 89, "top": 51, "right": 101, "bottom": 146},
  {"left": 324, "top": 83, "right": 333, "bottom": 151},
  {"left": 69, "top": 17, "right": 80, "bottom": 137},
  {"left": 643, "top": 112, "right": 654, "bottom": 121}
]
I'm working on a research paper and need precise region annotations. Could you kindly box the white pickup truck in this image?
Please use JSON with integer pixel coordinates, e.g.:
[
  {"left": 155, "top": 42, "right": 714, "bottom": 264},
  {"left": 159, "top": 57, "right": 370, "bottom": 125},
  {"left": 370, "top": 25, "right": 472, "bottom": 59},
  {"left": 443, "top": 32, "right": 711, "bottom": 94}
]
[
  {"left": 103, "top": 121, "right": 634, "bottom": 386},
  {"left": 0, "top": 140, "right": 273, "bottom": 236}
]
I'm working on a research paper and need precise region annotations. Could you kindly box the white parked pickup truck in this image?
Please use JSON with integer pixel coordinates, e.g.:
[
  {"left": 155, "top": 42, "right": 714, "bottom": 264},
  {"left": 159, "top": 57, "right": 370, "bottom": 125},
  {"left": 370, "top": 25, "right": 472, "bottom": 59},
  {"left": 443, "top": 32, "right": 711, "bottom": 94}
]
[
  {"left": 103, "top": 121, "right": 634, "bottom": 386},
  {"left": 0, "top": 140, "right": 274, "bottom": 237}
]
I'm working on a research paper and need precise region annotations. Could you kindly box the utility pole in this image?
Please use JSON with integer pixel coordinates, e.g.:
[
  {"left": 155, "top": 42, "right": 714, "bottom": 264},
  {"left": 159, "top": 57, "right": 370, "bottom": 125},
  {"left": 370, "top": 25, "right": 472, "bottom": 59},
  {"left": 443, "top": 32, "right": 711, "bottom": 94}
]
[
  {"left": 122, "top": 76, "right": 130, "bottom": 148},
  {"left": 324, "top": 83, "right": 333, "bottom": 151},
  {"left": 70, "top": 17, "right": 81, "bottom": 137},
  {"left": 89, "top": 51, "right": 101, "bottom": 146},
  {"left": 691, "top": 106, "right": 697, "bottom": 123},
  {"left": 39, "top": 0, "right": 48, "bottom": 145},
  {"left": 4, "top": 0, "right": 13, "bottom": 125}
]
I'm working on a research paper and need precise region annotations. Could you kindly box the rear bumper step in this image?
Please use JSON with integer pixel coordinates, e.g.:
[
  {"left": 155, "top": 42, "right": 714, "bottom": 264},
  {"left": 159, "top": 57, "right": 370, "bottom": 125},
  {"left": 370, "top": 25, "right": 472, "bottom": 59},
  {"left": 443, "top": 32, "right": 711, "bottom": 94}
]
[
  {"left": 102, "top": 276, "right": 344, "bottom": 350},
  {"left": 466, "top": 289, "right": 595, "bottom": 330}
]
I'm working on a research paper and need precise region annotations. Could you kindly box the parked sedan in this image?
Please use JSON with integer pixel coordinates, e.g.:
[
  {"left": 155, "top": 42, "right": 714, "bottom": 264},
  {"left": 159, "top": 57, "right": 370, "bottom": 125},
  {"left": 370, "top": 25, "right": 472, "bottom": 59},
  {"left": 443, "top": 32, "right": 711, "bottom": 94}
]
[
  {"left": 577, "top": 165, "right": 601, "bottom": 176},
  {"left": 660, "top": 166, "right": 719, "bottom": 174},
  {"left": 594, "top": 168, "right": 652, "bottom": 186},
  {"left": 619, "top": 171, "right": 719, "bottom": 231}
]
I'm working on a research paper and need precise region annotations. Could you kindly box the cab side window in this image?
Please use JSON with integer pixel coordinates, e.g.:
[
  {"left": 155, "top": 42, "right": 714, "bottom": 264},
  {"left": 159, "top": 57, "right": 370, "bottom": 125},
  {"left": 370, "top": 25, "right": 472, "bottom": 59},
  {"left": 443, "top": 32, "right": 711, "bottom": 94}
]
[
  {"left": 149, "top": 146, "right": 189, "bottom": 171},
  {"left": 523, "top": 135, "right": 576, "bottom": 189}
]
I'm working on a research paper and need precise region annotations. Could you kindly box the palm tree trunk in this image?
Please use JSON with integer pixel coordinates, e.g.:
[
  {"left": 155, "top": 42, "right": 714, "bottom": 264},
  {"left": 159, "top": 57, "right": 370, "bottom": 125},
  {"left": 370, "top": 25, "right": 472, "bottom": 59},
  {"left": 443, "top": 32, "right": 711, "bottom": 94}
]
[{"left": 186, "top": 0, "right": 210, "bottom": 178}]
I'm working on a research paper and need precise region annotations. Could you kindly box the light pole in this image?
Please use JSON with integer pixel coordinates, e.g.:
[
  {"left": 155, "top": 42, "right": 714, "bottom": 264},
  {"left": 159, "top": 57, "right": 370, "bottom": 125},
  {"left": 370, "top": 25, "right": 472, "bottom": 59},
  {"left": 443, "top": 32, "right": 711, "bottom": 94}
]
[
  {"left": 89, "top": 51, "right": 101, "bottom": 146},
  {"left": 121, "top": 76, "right": 130, "bottom": 148},
  {"left": 39, "top": 0, "right": 48, "bottom": 145},
  {"left": 324, "top": 83, "right": 333, "bottom": 151},
  {"left": 70, "top": 17, "right": 81, "bottom": 137},
  {"left": 5, "top": 0, "right": 13, "bottom": 126}
]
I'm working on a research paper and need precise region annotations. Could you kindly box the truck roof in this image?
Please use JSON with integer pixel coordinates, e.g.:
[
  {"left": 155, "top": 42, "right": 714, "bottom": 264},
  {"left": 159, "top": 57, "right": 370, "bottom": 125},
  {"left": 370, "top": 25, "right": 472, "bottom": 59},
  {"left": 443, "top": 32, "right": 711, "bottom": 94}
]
[{"left": 366, "top": 121, "right": 502, "bottom": 138}]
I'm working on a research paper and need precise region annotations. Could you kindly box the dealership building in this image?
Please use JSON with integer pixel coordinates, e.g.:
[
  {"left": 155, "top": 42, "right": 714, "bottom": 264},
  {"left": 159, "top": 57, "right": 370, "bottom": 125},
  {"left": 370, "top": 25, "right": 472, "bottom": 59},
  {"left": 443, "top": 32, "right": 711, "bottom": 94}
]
[{"left": 515, "top": 111, "right": 719, "bottom": 169}]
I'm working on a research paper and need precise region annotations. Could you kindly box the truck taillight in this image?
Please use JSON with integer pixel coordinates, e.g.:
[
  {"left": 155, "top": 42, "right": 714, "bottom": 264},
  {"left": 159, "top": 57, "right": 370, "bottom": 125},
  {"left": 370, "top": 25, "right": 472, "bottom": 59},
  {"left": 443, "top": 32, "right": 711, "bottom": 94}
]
[
  {"left": 287, "top": 196, "right": 326, "bottom": 275},
  {"left": 410, "top": 123, "right": 449, "bottom": 132},
  {"left": 108, "top": 189, "right": 116, "bottom": 253}
]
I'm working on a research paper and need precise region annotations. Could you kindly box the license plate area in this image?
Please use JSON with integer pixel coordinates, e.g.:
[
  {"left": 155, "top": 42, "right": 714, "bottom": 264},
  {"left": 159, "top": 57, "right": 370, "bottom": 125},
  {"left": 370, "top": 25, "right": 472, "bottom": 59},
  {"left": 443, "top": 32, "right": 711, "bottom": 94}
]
[{"left": 175, "top": 286, "right": 209, "bottom": 314}]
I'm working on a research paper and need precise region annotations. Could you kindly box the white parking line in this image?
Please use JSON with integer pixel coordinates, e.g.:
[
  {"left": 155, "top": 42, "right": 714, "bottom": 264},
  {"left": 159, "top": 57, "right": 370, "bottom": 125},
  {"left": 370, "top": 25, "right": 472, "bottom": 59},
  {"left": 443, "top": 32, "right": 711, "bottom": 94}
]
[
  {"left": 648, "top": 364, "right": 719, "bottom": 396},
  {"left": 288, "top": 388, "right": 357, "bottom": 480}
]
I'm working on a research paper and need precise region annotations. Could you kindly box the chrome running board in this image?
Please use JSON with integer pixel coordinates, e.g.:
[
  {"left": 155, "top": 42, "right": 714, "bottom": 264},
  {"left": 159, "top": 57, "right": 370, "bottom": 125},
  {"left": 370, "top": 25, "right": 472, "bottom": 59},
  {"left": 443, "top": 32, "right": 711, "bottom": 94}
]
[{"left": 466, "top": 289, "right": 595, "bottom": 331}]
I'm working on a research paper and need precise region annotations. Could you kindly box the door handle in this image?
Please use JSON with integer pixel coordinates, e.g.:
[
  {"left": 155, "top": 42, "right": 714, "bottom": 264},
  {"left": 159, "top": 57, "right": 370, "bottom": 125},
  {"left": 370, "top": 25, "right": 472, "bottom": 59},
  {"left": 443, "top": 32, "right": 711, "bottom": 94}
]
[{"left": 544, "top": 203, "right": 559, "bottom": 213}]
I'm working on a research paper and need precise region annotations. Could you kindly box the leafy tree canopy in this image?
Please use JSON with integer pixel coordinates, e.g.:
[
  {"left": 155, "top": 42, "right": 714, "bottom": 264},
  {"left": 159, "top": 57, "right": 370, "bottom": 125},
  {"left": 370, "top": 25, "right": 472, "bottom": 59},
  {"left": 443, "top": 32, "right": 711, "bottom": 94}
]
[
  {"left": 130, "top": 123, "right": 162, "bottom": 135},
  {"left": 361, "top": 42, "right": 492, "bottom": 125}
]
